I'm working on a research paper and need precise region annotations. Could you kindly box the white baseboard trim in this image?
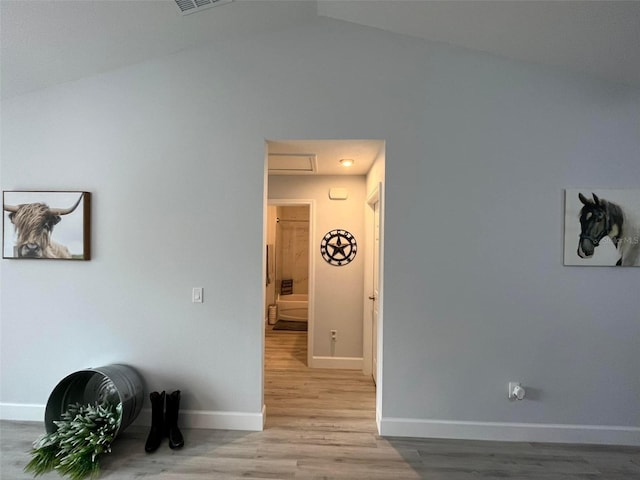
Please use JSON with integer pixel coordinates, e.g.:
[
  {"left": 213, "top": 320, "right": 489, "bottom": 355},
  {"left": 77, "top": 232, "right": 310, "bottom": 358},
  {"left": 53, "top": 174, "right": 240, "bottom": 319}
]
[
  {"left": 379, "top": 417, "right": 640, "bottom": 446},
  {"left": 0, "top": 403, "right": 45, "bottom": 422},
  {"left": 310, "top": 356, "right": 363, "bottom": 370},
  {"left": 133, "top": 408, "right": 264, "bottom": 431},
  {"left": 1, "top": 402, "right": 264, "bottom": 432},
  {"left": 8, "top": 402, "right": 635, "bottom": 445}
]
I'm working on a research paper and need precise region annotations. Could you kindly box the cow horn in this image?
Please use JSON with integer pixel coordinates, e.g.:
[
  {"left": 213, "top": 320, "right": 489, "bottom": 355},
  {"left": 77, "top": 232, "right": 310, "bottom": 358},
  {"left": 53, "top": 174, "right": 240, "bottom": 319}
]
[
  {"left": 3, "top": 203, "right": 19, "bottom": 213},
  {"left": 49, "top": 194, "right": 84, "bottom": 216}
]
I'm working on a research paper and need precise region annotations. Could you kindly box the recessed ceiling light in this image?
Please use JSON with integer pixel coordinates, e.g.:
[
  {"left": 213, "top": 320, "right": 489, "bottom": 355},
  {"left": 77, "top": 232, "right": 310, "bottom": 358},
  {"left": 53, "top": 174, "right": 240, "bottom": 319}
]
[{"left": 339, "top": 158, "right": 355, "bottom": 167}]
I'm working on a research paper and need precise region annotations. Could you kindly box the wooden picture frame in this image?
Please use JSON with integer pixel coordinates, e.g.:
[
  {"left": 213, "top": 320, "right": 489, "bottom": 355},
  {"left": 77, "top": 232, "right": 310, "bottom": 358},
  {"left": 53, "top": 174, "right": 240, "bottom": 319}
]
[{"left": 3, "top": 191, "right": 91, "bottom": 260}]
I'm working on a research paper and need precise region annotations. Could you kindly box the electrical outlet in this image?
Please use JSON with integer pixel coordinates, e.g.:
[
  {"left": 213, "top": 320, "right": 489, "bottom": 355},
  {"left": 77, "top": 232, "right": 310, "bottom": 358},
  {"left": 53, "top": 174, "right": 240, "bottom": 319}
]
[
  {"left": 330, "top": 329, "right": 337, "bottom": 341},
  {"left": 508, "top": 382, "right": 525, "bottom": 400}
]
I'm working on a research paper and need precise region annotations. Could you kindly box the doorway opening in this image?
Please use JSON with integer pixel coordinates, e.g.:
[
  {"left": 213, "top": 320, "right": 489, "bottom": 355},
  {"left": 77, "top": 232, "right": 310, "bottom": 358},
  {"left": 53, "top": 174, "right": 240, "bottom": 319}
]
[
  {"left": 265, "top": 200, "right": 314, "bottom": 368},
  {"left": 273, "top": 206, "right": 310, "bottom": 330},
  {"left": 262, "top": 138, "right": 385, "bottom": 432}
]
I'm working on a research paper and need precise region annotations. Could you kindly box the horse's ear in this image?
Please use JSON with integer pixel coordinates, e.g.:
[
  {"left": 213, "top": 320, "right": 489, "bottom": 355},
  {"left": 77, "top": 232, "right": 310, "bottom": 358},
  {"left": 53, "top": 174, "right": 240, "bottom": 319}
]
[
  {"left": 578, "top": 193, "right": 590, "bottom": 205},
  {"left": 592, "top": 193, "right": 600, "bottom": 205}
]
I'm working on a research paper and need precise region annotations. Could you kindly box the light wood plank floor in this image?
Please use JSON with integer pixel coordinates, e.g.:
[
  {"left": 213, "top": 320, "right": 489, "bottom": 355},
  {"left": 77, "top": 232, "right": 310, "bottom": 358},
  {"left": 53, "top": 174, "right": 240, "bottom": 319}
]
[{"left": 2, "top": 328, "right": 639, "bottom": 479}]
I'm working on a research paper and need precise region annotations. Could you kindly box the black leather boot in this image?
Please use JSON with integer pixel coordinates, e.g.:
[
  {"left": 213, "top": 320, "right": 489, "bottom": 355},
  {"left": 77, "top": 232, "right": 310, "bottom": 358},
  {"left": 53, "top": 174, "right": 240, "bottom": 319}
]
[
  {"left": 165, "top": 390, "right": 184, "bottom": 449},
  {"left": 144, "top": 391, "right": 165, "bottom": 453}
]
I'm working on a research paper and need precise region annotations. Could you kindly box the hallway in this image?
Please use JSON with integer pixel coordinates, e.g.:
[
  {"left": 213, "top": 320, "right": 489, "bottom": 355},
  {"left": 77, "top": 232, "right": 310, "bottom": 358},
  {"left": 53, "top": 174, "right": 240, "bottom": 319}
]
[{"left": 264, "top": 328, "right": 376, "bottom": 433}]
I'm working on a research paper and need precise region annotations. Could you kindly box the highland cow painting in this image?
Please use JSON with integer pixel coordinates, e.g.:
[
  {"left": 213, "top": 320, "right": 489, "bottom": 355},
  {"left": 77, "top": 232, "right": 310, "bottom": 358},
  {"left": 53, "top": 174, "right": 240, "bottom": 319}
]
[
  {"left": 3, "top": 191, "right": 91, "bottom": 260},
  {"left": 564, "top": 189, "right": 640, "bottom": 266}
]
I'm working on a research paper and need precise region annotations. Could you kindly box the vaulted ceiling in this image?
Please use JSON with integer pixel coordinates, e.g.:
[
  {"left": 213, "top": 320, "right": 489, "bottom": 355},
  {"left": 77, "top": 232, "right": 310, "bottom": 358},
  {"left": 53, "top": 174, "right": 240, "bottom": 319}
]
[
  {"left": 319, "top": 1, "right": 640, "bottom": 89},
  {"left": 2, "top": 1, "right": 639, "bottom": 100}
]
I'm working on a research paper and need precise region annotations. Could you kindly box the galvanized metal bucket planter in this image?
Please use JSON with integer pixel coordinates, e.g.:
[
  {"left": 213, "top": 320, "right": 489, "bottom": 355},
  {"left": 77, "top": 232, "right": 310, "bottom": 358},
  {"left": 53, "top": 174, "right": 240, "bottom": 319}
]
[{"left": 44, "top": 364, "right": 144, "bottom": 435}]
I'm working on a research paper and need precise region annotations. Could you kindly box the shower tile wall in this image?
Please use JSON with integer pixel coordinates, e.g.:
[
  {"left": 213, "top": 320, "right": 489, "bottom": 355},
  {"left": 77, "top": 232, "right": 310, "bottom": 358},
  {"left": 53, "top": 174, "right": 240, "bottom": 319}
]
[{"left": 276, "top": 206, "right": 309, "bottom": 294}]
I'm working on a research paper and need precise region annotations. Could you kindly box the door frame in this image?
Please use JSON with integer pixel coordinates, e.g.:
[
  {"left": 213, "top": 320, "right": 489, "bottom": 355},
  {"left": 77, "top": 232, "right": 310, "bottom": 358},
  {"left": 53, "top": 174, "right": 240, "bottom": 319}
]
[
  {"left": 365, "top": 182, "right": 384, "bottom": 429},
  {"left": 364, "top": 184, "right": 381, "bottom": 378}
]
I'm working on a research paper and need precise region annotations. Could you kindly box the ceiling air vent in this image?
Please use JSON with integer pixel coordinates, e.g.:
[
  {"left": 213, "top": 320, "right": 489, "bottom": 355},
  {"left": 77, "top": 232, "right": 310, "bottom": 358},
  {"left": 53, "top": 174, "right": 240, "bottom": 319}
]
[{"left": 175, "top": 0, "right": 232, "bottom": 16}]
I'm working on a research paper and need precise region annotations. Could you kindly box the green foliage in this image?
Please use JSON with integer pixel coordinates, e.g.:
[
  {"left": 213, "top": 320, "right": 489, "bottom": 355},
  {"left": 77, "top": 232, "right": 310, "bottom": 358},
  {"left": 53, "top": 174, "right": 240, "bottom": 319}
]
[{"left": 25, "top": 402, "right": 122, "bottom": 480}]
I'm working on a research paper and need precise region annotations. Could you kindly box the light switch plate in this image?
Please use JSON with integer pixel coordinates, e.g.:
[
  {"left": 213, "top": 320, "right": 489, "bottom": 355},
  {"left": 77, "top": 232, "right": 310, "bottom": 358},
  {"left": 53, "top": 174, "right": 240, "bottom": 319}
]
[{"left": 192, "top": 287, "right": 203, "bottom": 303}]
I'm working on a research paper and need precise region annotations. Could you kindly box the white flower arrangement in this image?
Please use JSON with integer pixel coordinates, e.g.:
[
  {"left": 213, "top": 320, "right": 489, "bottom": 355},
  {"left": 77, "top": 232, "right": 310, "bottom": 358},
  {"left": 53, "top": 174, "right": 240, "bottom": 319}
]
[{"left": 25, "top": 401, "right": 122, "bottom": 480}]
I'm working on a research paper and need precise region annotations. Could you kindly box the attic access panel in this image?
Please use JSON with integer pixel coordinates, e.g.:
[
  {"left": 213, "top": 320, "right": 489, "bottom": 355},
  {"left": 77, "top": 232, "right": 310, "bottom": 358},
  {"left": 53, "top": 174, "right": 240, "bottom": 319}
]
[{"left": 268, "top": 153, "right": 318, "bottom": 175}]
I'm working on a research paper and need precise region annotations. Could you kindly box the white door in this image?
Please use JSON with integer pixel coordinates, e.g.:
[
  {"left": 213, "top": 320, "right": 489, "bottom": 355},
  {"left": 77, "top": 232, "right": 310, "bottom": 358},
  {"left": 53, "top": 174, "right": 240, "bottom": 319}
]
[{"left": 371, "top": 200, "right": 380, "bottom": 384}]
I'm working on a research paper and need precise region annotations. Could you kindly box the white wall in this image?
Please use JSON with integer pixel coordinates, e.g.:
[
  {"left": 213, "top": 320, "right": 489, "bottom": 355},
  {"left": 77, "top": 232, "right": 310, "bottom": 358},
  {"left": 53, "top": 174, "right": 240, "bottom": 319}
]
[
  {"left": 269, "top": 175, "right": 366, "bottom": 362},
  {"left": 379, "top": 45, "right": 640, "bottom": 444},
  {"left": 1, "top": 12, "right": 639, "bottom": 443}
]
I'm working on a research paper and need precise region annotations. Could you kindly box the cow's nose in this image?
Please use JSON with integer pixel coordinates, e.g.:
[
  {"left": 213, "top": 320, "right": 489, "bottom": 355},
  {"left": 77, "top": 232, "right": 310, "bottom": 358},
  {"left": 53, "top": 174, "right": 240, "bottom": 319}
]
[{"left": 19, "top": 243, "right": 41, "bottom": 257}]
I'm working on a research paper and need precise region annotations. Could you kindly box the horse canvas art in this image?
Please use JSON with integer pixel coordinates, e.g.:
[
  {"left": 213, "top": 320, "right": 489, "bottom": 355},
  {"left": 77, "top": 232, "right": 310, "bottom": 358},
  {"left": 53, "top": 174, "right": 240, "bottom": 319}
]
[{"left": 564, "top": 189, "right": 640, "bottom": 266}]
